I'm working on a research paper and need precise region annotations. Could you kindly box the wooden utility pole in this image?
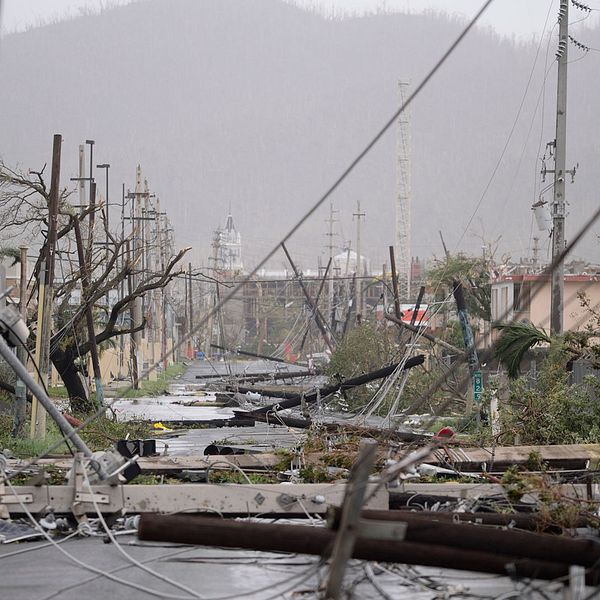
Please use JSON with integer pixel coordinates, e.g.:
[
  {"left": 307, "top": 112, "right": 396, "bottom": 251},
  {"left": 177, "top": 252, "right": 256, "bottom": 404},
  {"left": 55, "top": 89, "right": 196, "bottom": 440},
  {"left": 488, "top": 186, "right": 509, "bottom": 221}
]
[
  {"left": 73, "top": 216, "right": 104, "bottom": 407},
  {"left": 31, "top": 134, "right": 61, "bottom": 439},
  {"left": 550, "top": 0, "right": 569, "bottom": 335}
]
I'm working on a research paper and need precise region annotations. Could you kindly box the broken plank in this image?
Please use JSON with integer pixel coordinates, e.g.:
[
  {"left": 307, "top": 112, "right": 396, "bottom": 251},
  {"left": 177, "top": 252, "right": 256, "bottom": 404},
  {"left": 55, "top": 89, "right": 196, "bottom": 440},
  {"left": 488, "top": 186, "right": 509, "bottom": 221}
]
[{"left": 428, "top": 443, "right": 600, "bottom": 470}]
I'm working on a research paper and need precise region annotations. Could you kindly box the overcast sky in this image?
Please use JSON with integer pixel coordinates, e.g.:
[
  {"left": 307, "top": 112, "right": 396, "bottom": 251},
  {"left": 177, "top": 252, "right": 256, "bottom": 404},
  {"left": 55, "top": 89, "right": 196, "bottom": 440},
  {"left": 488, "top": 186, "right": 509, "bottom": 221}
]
[{"left": 2, "top": 0, "right": 597, "bottom": 38}]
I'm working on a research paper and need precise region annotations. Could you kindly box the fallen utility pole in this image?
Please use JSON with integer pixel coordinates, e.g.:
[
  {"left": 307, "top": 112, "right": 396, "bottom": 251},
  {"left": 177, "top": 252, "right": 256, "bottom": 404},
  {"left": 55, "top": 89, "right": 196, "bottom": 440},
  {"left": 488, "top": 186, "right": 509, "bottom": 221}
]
[
  {"left": 299, "top": 256, "right": 332, "bottom": 355},
  {"left": 385, "top": 312, "right": 463, "bottom": 355},
  {"left": 5, "top": 481, "right": 387, "bottom": 517},
  {"left": 281, "top": 242, "right": 334, "bottom": 353},
  {"left": 0, "top": 335, "right": 93, "bottom": 457},
  {"left": 240, "top": 409, "right": 429, "bottom": 443},
  {"left": 209, "top": 343, "right": 307, "bottom": 367},
  {"left": 410, "top": 286, "right": 426, "bottom": 326},
  {"left": 196, "top": 369, "right": 316, "bottom": 382},
  {"left": 347, "top": 507, "right": 592, "bottom": 533},
  {"left": 328, "top": 507, "right": 600, "bottom": 568},
  {"left": 138, "top": 514, "right": 600, "bottom": 583},
  {"left": 232, "top": 355, "right": 425, "bottom": 411}
]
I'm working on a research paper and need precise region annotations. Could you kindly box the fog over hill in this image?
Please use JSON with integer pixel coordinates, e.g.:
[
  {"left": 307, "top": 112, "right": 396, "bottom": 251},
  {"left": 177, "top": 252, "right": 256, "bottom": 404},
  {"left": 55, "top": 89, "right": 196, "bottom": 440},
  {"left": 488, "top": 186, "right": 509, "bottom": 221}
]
[{"left": 1, "top": 0, "right": 599, "bottom": 270}]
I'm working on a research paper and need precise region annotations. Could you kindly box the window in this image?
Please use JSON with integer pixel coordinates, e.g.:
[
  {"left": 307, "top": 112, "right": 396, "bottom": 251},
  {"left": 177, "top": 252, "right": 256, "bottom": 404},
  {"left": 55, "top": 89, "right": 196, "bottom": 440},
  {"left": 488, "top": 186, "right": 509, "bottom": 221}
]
[{"left": 513, "top": 282, "right": 530, "bottom": 312}]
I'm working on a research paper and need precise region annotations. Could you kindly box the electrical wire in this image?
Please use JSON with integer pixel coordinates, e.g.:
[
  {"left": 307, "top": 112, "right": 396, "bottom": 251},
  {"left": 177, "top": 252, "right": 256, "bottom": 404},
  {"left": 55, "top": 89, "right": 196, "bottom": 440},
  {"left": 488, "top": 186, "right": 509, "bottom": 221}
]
[
  {"left": 203, "top": 561, "right": 322, "bottom": 600},
  {"left": 40, "top": 545, "right": 197, "bottom": 600},
  {"left": 3, "top": 475, "right": 201, "bottom": 600},
  {"left": 0, "top": 529, "right": 79, "bottom": 560},
  {"left": 81, "top": 464, "right": 205, "bottom": 599},
  {"left": 120, "top": 0, "right": 494, "bottom": 395},
  {"left": 3, "top": 0, "right": 496, "bottom": 482},
  {"left": 364, "top": 563, "right": 395, "bottom": 600},
  {"left": 394, "top": 196, "right": 600, "bottom": 430},
  {"left": 452, "top": 0, "right": 556, "bottom": 258}
]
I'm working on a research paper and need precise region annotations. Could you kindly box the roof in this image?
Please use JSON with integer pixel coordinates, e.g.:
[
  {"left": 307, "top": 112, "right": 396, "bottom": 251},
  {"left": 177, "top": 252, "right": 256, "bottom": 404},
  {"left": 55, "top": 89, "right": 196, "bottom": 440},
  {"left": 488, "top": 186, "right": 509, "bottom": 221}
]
[{"left": 493, "top": 274, "right": 600, "bottom": 283}]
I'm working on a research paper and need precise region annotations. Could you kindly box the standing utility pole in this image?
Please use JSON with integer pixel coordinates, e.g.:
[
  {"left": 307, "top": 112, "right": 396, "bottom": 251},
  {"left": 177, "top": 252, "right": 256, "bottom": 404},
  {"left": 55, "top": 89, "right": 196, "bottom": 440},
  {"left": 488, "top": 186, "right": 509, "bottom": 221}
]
[
  {"left": 131, "top": 166, "right": 144, "bottom": 387},
  {"left": 204, "top": 232, "right": 220, "bottom": 357},
  {"left": 31, "top": 134, "right": 62, "bottom": 439},
  {"left": 119, "top": 183, "right": 126, "bottom": 377},
  {"left": 388, "top": 245, "right": 401, "bottom": 321},
  {"left": 73, "top": 216, "right": 104, "bottom": 407},
  {"left": 395, "top": 81, "right": 411, "bottom": 301},
  {"left": 453, "top": 280, "right": 481, "bottom": 416},
  {"left": 550, "top": 0, "right": 569, "bottom": 335},
  {"left": 325, "top": 202, "right": 337, "bottom": 325},
  {"left": 13, "top": 245, "right": 28, "bottom": 437},
  {"left": 188, "top": 262, "right": 194, "bottom": 357},
  {"left": 155, "top": 200, "right": 168, "bottom": 372},
  {"left": 353, "top": 201, "right": 366, "bottom": 319}
]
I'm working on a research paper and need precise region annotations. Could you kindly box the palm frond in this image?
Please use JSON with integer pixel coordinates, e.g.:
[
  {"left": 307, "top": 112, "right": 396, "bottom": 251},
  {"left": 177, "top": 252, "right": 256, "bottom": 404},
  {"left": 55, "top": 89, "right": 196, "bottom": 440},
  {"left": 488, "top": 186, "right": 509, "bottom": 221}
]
[{"left": 493, "top": 322, "right": 551, "bottom": 378}]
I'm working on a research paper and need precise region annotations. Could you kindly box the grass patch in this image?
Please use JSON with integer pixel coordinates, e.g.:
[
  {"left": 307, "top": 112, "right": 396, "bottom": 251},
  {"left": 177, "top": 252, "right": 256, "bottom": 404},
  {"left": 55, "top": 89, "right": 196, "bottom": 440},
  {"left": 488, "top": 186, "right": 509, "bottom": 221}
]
[
  {"left": 48, "top": 386, "right": 69, "bottom": 399},
  {"left": 79, "top": 416, "right": 153, "bottom": 450},
  {"left": 0, "top": 409, "right": 153, "bottom": 457},
  {"left": 208, "top": 471, "right": 276, "bottom": 484},
  {"left": 117, "top": 363, "right": 186, "bottom": 398},
  {"left": 0, "top": 414, "right": 71, "bottom": 457}
]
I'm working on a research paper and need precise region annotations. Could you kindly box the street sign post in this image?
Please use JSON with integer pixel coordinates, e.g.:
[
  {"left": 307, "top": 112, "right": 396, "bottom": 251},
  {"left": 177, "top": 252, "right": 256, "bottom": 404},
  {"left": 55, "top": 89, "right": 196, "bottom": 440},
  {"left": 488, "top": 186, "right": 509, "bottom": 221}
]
[{"left": 473, "top": 370, "right": 483, "bottom": 403}]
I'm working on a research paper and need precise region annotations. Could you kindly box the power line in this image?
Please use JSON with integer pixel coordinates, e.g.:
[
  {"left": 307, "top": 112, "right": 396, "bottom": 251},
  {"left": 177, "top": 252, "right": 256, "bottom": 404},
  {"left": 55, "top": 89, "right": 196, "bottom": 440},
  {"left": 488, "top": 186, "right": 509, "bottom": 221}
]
[
  {"left": 451, "top": 0, "right": 556, "bottom": 255},
  {"left": 6, "top": 0, "right": 494, "bottom": 476}
]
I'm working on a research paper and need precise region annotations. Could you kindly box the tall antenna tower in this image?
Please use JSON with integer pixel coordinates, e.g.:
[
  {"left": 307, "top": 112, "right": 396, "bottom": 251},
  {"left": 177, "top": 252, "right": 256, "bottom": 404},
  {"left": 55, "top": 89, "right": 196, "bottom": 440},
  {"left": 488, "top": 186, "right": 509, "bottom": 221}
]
[{"left": 395, "top": 80, "right": 411, "bottom": 301}]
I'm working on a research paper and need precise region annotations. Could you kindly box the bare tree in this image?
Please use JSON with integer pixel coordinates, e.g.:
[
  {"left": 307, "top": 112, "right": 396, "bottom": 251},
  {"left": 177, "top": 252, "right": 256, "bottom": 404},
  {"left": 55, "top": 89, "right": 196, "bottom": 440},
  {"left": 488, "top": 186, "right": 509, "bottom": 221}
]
[{"left": 0, "top": 162, "right": 189, "bottom": 412}]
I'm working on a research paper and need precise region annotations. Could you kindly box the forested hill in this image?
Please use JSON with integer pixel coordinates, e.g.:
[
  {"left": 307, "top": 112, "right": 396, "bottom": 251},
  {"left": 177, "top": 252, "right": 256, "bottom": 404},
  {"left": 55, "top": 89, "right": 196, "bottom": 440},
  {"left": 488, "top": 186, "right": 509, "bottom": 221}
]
[{"left": 1, "top": 0, "right": 599, "bottom": 267}]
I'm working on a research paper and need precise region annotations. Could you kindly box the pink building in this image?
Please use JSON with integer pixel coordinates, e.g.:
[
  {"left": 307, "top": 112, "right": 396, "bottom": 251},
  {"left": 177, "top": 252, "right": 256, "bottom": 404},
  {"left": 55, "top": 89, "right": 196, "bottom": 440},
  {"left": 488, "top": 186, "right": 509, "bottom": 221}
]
[{"left": 490, "top": 274, "right": 600, "bottom": 333}]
